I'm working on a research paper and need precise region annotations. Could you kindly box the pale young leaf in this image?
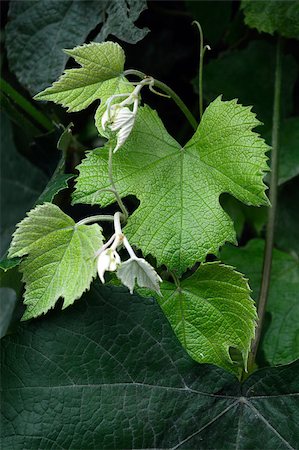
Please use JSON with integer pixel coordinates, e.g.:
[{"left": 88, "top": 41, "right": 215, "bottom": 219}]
[
  {"left": 116, "top": 257, "right": 162, "bottom": 295},
  {"left": 8, "top": 203, "right": 103, "bottom": 319},
  {"left": 34, "top": 42, "right": 127, "bottom": 112}
]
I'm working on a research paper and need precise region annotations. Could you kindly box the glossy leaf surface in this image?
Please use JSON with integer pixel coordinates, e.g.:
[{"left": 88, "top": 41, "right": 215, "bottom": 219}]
[{"left": 1, "top": 284, "right": 298, "bottom": 449}]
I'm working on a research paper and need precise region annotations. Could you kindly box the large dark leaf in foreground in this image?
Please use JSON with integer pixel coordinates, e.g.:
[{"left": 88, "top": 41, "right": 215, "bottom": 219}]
[{"left": 1, "top": 284, "right": 298, "bottom": 449}]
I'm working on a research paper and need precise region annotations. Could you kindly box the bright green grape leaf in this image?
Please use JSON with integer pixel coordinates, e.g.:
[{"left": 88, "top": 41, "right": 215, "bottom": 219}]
[
  {"left": 148, "top": 262, "right": 256, "bottom": 374},
  {"left": 0, "top": 288, "right": 17, "bottom": 339},
  {"left": 34, "top": 42, "right": 127, "bottom": 113},
  {"left": 1, "top": 284, "right": 298, "bottom": 448},
  {"left": 8, "top": 203, "right": 103, "bottom": 320},
  {"left": 201, "top": 41, "right": 298, "bottom": 129},
  {"left": 73, "top": 100, "right": 269, "bottom": 274},
  {"left": 117, "top": 257, "right": 162, "bottom": 295},
  {"left": 6, "top": 0, "right": 148, "bottom": 94},
  {"left": 241, "top": 0, "right": 299, "bottom": 39},
  {"left": 221, "top": 239, "right": 299, "bottom": 365}
]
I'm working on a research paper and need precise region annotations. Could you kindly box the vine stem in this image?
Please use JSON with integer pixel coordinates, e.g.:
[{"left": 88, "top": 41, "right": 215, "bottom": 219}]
[
  {"left": 108, "top": 145, "right": 129, "bottom": 221},
  {"left": 123, "top": 69, "right": 198, "bottom": 131},
  {"left": 250, "top": 36, "right": 282, "bottom": 363},
  {"left": 192, "top": 21, "right": 210, "bottom": 120},
  {"left": 76, "top": 215, "right": 114, "bottom": 226}
]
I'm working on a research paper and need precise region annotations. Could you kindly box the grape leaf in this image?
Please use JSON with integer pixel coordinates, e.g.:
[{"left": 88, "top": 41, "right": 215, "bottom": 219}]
[
  {"left": 276, "top": 178, "right": 299, "bottom": 257},
  {"left": 6, "top": 0, "right": 148, "bottom": 94},
  {"left": 0, "top": 288, "right": 17, "bottom": 339},
  {"left": 1, "top": 284, "right": 298, "bottom": 449},
  {"left": 117, "top": 257, "right": 162, "bottom": 295},
  {"left": 0, "top": 257, "right": 21, "bottom": 272},
  {"left": 148, "top": 262, "right": 256, "bottom": 374},
  {"left": 8, "top": 203, "right": 103, "bottom": 320},
  {"left": 0, "top": 113, "right": 48, "bottom": 256},
  {"left": 34, "top": 42, "right": 127, "bottom": 112},
  {"left": 73, "top": 100, "right": 269, "bottom": 274},
  {"left": 266, "top": 117, "right": 299, "bottom": 185},
  {"left": 221, "top": 239, "right": 299, "bottom": 366},
  {"left": 241, "top": 0, "right": 299, "bottom": 39}
]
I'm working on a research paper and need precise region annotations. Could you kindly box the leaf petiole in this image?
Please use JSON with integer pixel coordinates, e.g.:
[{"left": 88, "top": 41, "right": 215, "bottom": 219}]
[
  {"left": 123, "top": 69, "right": 198, "bottom": 130},
  {"left": 76, "top": 215, "right": 114, "bottom": 226},
  {"left": 192, "top": 21, "right": 211, "bottom": 120},
  {"left": 108, "top": 145, "right": 129, "bottom": 221}
]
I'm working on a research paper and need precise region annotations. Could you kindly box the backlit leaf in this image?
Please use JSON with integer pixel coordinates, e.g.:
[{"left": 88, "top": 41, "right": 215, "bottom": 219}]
[
  {"left": 8, "top": 203, "right": 103, "bottom": 319},
  {"left": 74, "top": 101, "right": 269, "bottom": 274}
]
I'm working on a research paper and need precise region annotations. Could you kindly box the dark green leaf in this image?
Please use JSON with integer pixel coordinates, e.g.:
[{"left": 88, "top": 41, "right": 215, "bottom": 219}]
[
  {"left": 0, "top": 113, "right": 48, "bottom": 256},
  {"left": 0, "top": 267, "right": 24, "bottom": 338},
  {"left": 221, "top": 239, "right": 299, "bottom": 365},
  {"left": 0, "top": 114, "right": 72, "bottom": 258},
  {"left": 276, "top": 177, "right": 299, "bottom": 257},
  {"left": 0, "top": 257, "right": 21, "bottom": 272},
  {"left": 202, "top": 41, "right": 298, "bottom": 128},
  {"left": 265, "top": 117, "right": 299, "bottom": 185},
  {"left": 241, "top": 0, "right": 299, "bottom": 39},
  {"left": 6, "top": 0, "right": 149, "bottom": 94},
  {"left": 36, "top": 174, "right": 73, "bottom": 205},
  {"left": 1, "top": 283, "right": 298, "bottom": 448},
  {"left": 0, "top": 288, "right": 17, "bottom": 339}
]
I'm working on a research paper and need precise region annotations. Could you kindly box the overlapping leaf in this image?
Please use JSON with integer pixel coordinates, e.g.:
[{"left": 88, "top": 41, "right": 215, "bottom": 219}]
[
  {"left": 8, "top": 203, "right": 103, "bottom": 319},
  {"left": 149, "top": 262, "right": 256, "bottom": 374},
  {"left": 34, "top": 42, "right": 127, "bottom": 113},
  {"left": 74, "top": 100, "right": 269, "bottom": 273},
  {"left": 1, "top": 284, "right": 298, "bottom": 448},
  {"left": 241, "top": 0, "right": 299, "bottom": 39}
]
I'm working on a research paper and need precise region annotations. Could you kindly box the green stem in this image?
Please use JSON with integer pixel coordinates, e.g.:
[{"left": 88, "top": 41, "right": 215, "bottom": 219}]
[
  {"left": 192, "top": 21, "right": 210, "bottom": 120},
  {"left": 123, "top": 69, "right": 198, "bottom": 131},
  {"left": 76, "top": 215, "right": 114, "bottom": 226},
  {"left": 251, "top": 36, "right": 282, "bottom": 362},
  {"left": 169, "top": 270, "right": 180, "bottom": 288},
  {"left": 0, "top": 78, "right": 53, "bottom": 132},
  {"left": 108, "top": 145, "right": 129, "bottom": 221}
]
